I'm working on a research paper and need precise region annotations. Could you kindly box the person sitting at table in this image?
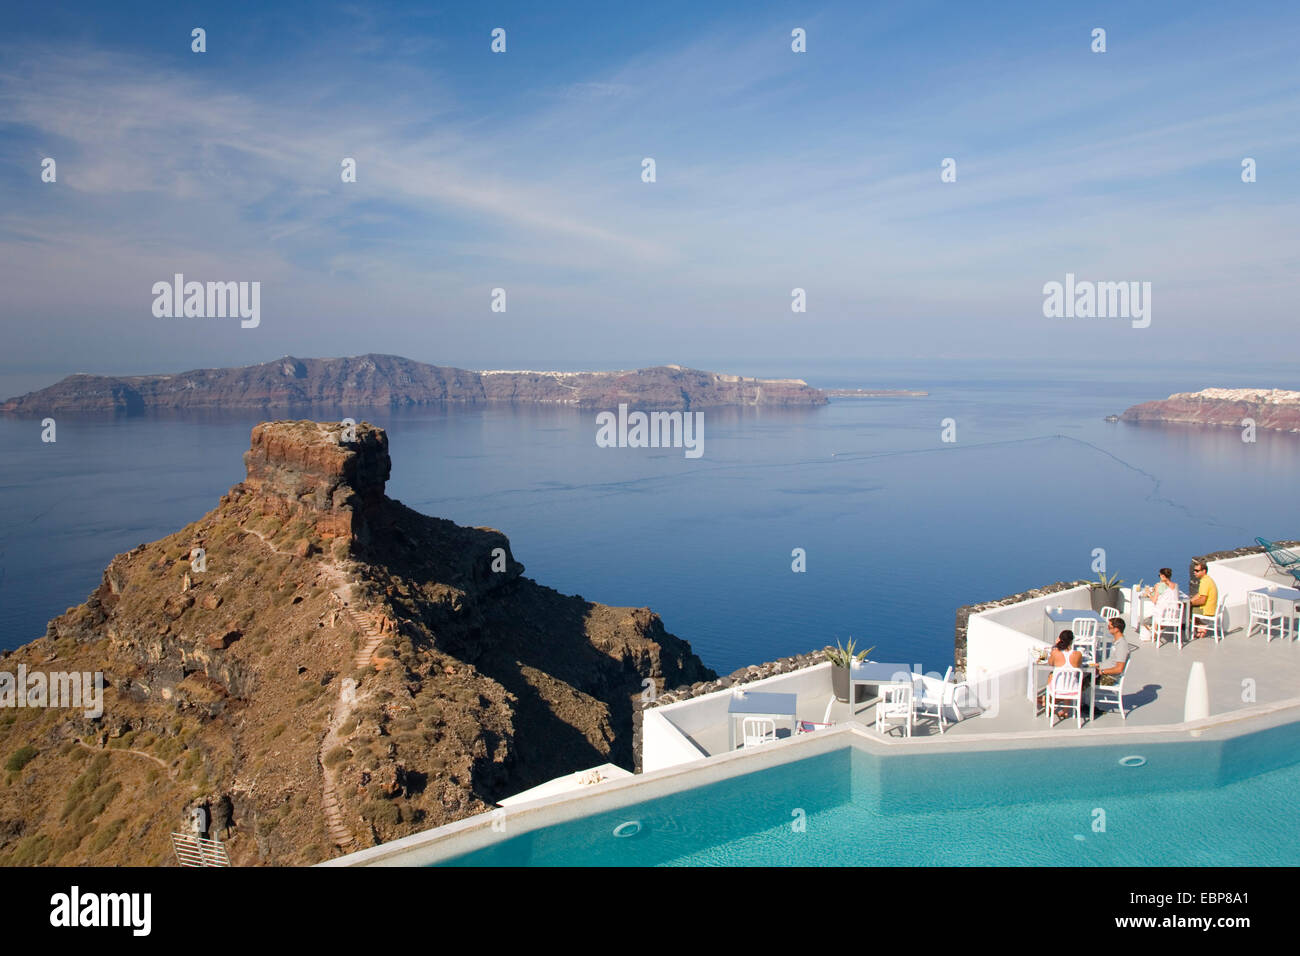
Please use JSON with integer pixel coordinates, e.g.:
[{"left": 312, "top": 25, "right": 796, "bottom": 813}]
[
  {"left": 1092, "top": 617, "right": 1134, "bottom": 693},
  {"left": 1140, "top": 568, "right": 1176, "bottom": 604},
  {"left": 1189, "top": 561, "right": 1220, "bottom": 639},
  {"left": 1037, "top": 630, "right": 1083, "bottom": 717},
  {"left": 1139, "top": 568, "right": 1180, "bottom": 640}
]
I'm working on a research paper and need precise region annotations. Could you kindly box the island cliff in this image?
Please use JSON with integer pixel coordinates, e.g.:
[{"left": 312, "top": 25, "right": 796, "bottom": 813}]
[
  {"left": 1120, "top": 388, "right": 1300, "bottom": 433},
  {"left": 1, "top": 354, "right": 828, "bottom": 414},
  {"left": 0, "top": 421, "right": 714, "bottom": 865}
]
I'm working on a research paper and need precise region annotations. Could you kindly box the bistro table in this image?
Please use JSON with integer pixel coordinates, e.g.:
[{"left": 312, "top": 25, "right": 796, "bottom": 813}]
[
  {"left": 727, "top": 691, "right": 798, "bottom": 750},
  {"left": 1250, "top": 585, "right": 1300, "bottom": 640},
  {"left": 1043, "top": 608, "right": 1108, "bottom": 652},
  {"left": 848, "top": 661, "right": 915, "bottom": 719}
]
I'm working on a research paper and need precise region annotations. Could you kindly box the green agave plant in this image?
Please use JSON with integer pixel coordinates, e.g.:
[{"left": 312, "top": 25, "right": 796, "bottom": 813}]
[
  {"left": 1090, "top": 571, "right": 1124, "bottom": 589},
  {"left": 824, "top": 637, "right": 876, "bottom": 668}
]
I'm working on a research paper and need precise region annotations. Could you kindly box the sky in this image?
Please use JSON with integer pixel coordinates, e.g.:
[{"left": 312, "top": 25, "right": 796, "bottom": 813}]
[{"left": 1, "top": 0, "right": 1298, "bottom": 391}]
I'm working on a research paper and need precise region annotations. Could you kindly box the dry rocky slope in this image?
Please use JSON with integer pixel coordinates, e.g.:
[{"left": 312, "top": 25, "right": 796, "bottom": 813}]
[
  {"left": 0, "top": 421, "right": 713, "bottom": 866},
  {"left": 1120, "top": 388, "right": 1300, "bottom": 433},
  {"left": 2, "top": 354, "right": 827, "bottom": 413}
]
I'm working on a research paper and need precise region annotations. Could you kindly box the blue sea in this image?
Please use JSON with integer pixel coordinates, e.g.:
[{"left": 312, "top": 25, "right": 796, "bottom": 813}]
[{"left": 2, "top": 358, "right": 1297, "bottom": 676}]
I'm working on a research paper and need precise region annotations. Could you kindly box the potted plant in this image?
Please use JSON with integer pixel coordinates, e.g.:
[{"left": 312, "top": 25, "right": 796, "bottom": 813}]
[
  {"left": 1088, "top": 571, "right": 1124, "bottom": 612},
  {"left": 824, "top": 637, "right": 875, "bottom": 703}
]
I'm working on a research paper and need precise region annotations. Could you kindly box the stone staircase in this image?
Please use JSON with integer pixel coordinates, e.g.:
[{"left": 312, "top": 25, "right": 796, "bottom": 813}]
[
  {"left": 340, "top": 604, "right": 387, "bottom": 670},
  {"left": 317, "top": 589, "right": 389, "bottom": 850},
  {"left": 320, "top": 755, "right": 355, "bottom": 848}
]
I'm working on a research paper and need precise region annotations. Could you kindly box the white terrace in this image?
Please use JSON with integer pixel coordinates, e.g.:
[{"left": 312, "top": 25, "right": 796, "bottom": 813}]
[
  {"left": 326, "top": 547, "right": 1300, "bottom": 866},
  {"left": 642, "top": 549, "right": 1300, "bottom": 772}
]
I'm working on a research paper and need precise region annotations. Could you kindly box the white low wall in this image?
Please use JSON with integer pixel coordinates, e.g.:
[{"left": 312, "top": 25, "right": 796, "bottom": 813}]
[
  {"left": 1206, "top": 553, "right": 1283, "bottom": 633},
  {"left": 965, "top": 616, "right": 1042, "bottom": 705},
  {"left": 643, "top": 663, "right": 840, "bottom": 772},
  {"left": 641, "top": 710, "right": 707, "bottom": 774}
]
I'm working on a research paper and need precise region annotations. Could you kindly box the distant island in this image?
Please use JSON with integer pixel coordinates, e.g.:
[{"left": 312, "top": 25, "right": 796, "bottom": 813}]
[
  {"left": 1120, "top": 387, "right": 1300, "bottom": 433},
  {"left": 823, "top": 388, "right": 928, "bottom": 398},
  {"left": 1, "top": 355, "right": 828, "bottom": 414}
]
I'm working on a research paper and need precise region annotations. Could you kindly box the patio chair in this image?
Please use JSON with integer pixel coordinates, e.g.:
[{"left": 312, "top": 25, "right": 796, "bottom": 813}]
[
  {"left": 1258, "top": 540, "right": 1300, "bottom": 584},
  {"left": 1191, "top": 590, "right": 1227, "bottom": 643},
  {"left": 1247, "top": 591, "right": 1287, "bottom": 642},
  {"left": 741, "top": 717, "right": 777, "bottom": 748},
  {"left": 1090, "top": 650, "right": 1136, "bottom": 720},
  {"left": 1045, "top": 666, "right": 1084, "bottom": 728},
  {"left": 910, "top": 666, "right": 971, "bottom": 734},
  {"left": 875, "top": 683, "right": 913, "bottom": 738},
  {"left": 1256, "top": 537, "right": 1300, "bottom": 568},
  {"left": 1100, "top": 606, "right": 1122, "bottom": 621},
  {"left": 1152, "top": 602, "right": 1184, "bottom": 650},
  {"left": 1071, "top": 617, "right": 1099, "bottom": 663},
  {"left": 796, "top": 695, "right": 837, "bottom": 734}
]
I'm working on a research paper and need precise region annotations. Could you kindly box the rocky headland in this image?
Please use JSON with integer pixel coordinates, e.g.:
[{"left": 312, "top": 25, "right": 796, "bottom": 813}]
[
  {"left": 1120, "top": 388, "right": 1300, "bottom": 433},
  {"left": 1, "top": 355, "right": 828, "bottom": 414},
  {"left": 0, "top": 420, "right": 713, "bottom": 865}
]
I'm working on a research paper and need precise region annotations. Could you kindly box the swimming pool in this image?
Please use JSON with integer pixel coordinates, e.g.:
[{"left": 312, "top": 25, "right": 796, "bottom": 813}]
[{"left": 439, "top": 720, "right": 1300, "bottom": 866}]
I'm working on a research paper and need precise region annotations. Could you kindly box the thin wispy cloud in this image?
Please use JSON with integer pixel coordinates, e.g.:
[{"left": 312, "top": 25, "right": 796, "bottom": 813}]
[{"left": 0, "top": 0, "right": 1297, "bottom": 378}]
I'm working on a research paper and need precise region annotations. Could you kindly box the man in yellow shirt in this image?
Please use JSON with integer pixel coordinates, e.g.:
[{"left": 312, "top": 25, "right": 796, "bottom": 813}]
[{"left": 1190, "top": 561, "right": 1219, "bottom": 639}]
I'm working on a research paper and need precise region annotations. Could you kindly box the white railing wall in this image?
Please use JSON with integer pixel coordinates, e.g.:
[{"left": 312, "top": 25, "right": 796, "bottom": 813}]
[
  {"left": 641, "top": 709, "right": 708, "bottom": 774},
  {"left": 965, "top": 616, "right": 1043, "bottom": 705},
  {"left": 1206, "top": 553, "right": 1284, "bottom": 634},
  {"left": 643, "top": 663, "right": 838, "bottom": 772}
]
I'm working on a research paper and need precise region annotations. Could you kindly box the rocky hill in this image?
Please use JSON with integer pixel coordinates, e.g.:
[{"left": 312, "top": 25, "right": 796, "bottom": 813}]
[
  {"left": 1120, "top": 387, "right": 1300, "bottom": 433},
  {"left": 1, "top": 355, "right": 828, "bottom": 414},
  {"left": 0, "top": 421, "right": 713, "bottom": 866}
]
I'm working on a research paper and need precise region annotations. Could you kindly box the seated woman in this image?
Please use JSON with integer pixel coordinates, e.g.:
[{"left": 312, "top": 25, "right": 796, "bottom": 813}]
[
  {"left": 1138, "top": 568, "right": 1174, "bottom": 603},
  {"left": 1037, "top": 630, "right": 1083, "bottom": 716},
  {"left": 1139, "top": 568, "right": 1180, "bottom": 640}
]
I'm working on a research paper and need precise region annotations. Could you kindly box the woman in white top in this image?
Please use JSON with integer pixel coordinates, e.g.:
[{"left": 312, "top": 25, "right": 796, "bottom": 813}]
[{"left": 1140, "top": 568, "right": 1180, "bottom": 640}]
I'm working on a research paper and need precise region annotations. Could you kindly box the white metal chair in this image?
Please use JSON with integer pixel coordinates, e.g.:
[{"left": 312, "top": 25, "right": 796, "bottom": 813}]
[
  {"left": 1071, "top": 618, "right": 1099, "bottom": 663},
  {"left": 1045, "top": 666, "right": 1084, "bottom": 728},
  {"left": 911, "top": 667, "right": 972, "bottom": 734},
  {"left": 875, "top": 683, "right": 913, "bottom": 738},
  {"left": 1247, "top": 591, "right": 1287, "bottom": 642},
  {"left": 741, "top": 717, "right": 777, "bottom": 748},
  {"left": 1100, "top": 606, "right": 1121, "bottom": 621},
  {"left": 1191, "top": 591, "right": 1227, "bottom": 643},
  {"left": 796, "top": 695, "right": 837, "bottom": 734},
  {"left": 1152, "top": 602, "right": 1184, "bottom": 650},
  {"left": 1090, "top": 650, "right": 1136, "bottom": 720}
]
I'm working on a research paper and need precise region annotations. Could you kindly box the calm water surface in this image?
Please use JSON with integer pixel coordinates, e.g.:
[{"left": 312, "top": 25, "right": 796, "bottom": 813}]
[{"left": 2, "top": 360, "right": 1297, "bottom": 674}]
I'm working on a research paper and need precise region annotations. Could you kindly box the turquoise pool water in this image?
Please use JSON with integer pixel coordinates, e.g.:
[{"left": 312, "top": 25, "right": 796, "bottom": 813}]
[{"left": 440, "top": 721, "right": 1300, "bottom": 865}]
